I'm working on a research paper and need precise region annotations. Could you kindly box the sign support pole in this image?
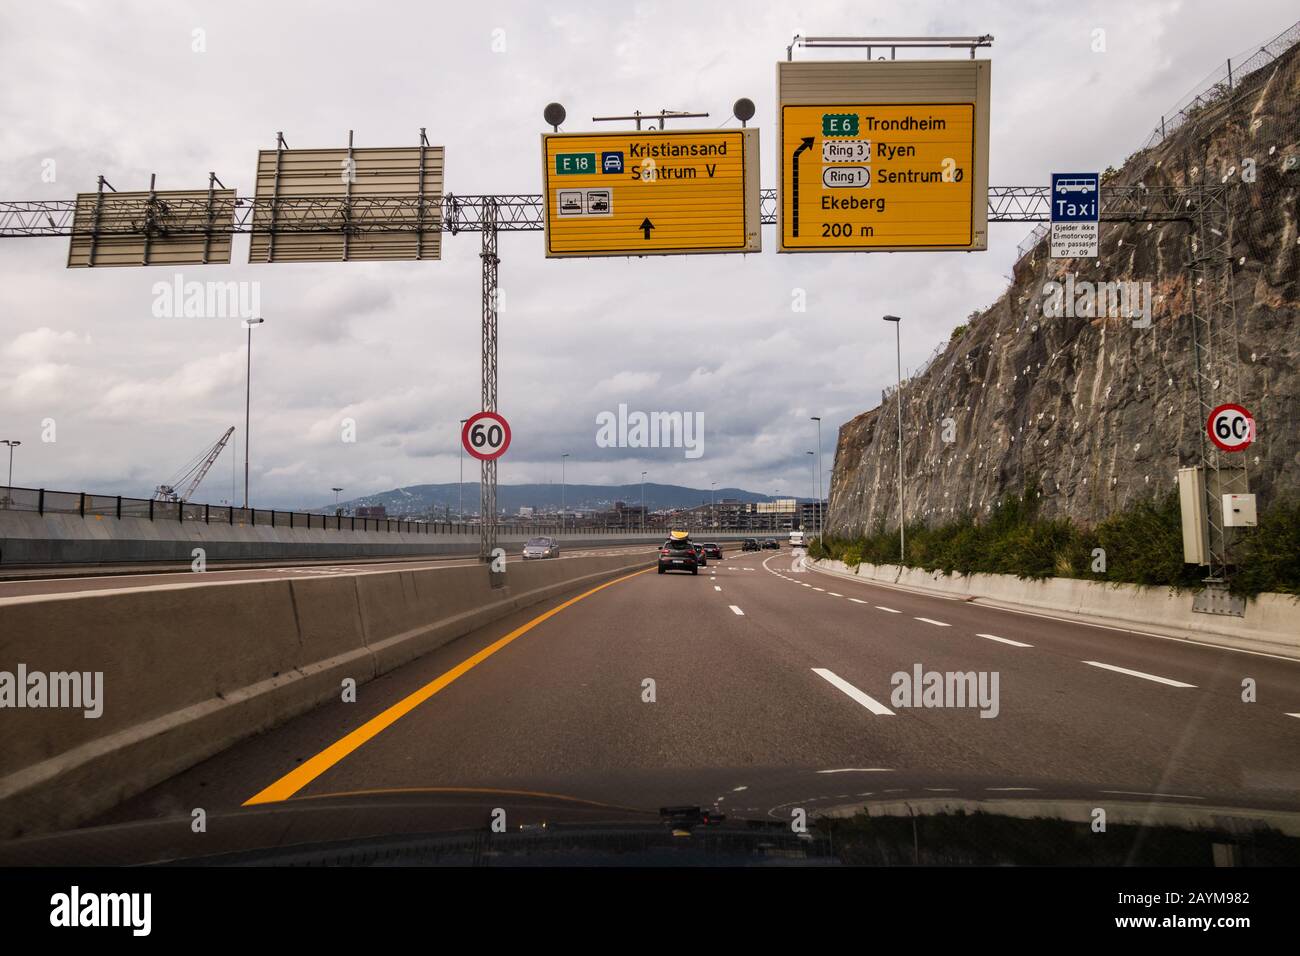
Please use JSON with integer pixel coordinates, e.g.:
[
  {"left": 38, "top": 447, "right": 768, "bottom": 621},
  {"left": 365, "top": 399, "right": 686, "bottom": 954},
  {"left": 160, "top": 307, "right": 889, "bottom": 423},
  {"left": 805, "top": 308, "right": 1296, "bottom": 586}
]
[{"left": 479, "top": 198, "right": 500, "bottom": 563}]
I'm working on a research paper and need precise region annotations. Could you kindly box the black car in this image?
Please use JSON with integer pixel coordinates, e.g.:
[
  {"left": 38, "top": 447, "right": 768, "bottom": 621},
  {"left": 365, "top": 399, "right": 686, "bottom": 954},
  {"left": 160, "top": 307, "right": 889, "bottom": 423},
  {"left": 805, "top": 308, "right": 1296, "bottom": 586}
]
[
  {"left": 741, "top": 538, "right": 760, "bottom": 552},
  {"left": 701, "top": 543, "right": 722, "bottom": 560},
  {"left": 658, "top": 538, "right": 699, "bottom": 574},
  {"left": 762, "top": 538, "right": 780, "bottom": 550},
  {"left": 692, "top": 543, "right": 708, "bottom": 567}
]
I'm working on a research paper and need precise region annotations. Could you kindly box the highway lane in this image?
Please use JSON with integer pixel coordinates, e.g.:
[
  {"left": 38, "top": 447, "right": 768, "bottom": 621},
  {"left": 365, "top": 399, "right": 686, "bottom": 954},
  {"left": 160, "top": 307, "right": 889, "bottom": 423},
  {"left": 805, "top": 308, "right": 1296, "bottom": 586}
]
[
  {"left": 94, "top": 545, "right": 1300, "bottom": 833},
  {"left": 0, "top": 544, "right": 661, "bottom": 602}
]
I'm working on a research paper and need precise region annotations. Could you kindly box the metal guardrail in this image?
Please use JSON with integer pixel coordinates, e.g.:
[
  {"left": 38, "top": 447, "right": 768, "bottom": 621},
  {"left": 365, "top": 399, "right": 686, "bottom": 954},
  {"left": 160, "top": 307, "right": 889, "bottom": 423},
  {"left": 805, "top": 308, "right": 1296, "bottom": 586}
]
[{"left": 0, "top": 485, "right": 800, "bottom": 536}]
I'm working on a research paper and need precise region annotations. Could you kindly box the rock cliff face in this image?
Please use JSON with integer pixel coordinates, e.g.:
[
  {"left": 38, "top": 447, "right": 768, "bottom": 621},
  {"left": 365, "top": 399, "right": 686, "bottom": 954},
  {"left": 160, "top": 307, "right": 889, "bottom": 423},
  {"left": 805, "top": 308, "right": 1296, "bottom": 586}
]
[{"left": 828, "top": 38, "right": 1300, "bottom": 535}]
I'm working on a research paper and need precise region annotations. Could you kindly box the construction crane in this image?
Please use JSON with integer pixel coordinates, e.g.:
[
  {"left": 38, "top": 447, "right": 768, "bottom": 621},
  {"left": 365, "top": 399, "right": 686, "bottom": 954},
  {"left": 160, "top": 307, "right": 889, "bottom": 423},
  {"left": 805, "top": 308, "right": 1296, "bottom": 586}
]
[{"left": 154, "top": 427, "right": 235, "bottom": 502}]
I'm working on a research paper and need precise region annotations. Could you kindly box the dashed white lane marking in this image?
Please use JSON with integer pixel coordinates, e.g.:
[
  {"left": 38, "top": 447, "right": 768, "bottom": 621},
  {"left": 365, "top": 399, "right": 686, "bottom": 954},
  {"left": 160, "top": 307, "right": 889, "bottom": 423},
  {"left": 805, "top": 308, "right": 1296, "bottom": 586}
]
[
  {"left": 729, "top": 605, "right": 745, "bottom": 616},
  {"left": 986, "top": 787, "right": 1040, "bottom": 792},
  {"left": 914, "top": 617, "right": 950, "bottom": 627},
  {"left": 812, "top": 587, "right": 825, "bottom": 592},
  {"left": 732, "top": 785, "right": 748, "bottom": 792},
  {"left": 828, "top": 592, "right": 843, "bottom": 597},
  {"left": 714, "top": 585, "right": 722, "bottom": 591},
  {"left": 977, "top": 633, "right": 1034, "bottom": 648},
  {"left": 811, "top": 668, "right": 895, "bottom": 716},
  {"left": 801, "top": 583, "right": 812, "bottom": 588},
  {"left": 1288, "top": 713, "right": 1300, "bottom": 720},
  {"left": 876, "top": 606, "right": 900, "bottom": 613},
  {"left": 1083, "top": 661, "right": 1196, "bottom": 688},
  {"left": 848, "top": 598, "right": 868, "bottom": 604}
]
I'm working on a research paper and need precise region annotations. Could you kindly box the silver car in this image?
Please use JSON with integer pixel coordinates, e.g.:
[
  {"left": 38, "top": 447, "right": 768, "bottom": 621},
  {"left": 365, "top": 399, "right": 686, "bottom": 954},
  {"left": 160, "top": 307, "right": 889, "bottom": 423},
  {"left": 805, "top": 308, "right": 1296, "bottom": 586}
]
[{"left": 522, "top": 536, "right": 559, "bottom": 559}]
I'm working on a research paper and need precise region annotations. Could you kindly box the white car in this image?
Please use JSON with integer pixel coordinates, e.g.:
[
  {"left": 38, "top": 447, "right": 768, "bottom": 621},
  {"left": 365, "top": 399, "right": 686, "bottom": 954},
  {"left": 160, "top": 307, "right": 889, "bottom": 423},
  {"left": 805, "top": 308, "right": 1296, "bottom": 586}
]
[
  {"left": 789, "top": 530, "right": 806, "bottom": 547},
  {"left": 522, "top": 536, "right": 559, "bottom": 559}
]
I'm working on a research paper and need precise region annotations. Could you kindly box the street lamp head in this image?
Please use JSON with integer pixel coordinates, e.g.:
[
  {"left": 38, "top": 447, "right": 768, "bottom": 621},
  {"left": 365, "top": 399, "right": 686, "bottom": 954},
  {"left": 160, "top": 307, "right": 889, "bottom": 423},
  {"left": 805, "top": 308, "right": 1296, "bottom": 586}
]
[
  {"left": 242, "top": 316, "right": 265, "bottom": 329},
  {"left": 810, "top": 415, "right": 821, "bottom": 422},
  {"left": 883, "top": 314, "right": 901, "bottom": 323}
]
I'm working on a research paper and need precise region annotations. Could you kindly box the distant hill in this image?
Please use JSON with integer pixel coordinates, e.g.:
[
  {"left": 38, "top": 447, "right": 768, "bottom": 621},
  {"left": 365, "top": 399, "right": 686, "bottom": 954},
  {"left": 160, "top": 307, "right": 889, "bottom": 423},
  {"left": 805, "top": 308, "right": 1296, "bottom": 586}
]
[{"left": 321, "top": 482, "right": 807, "bottom": 516}]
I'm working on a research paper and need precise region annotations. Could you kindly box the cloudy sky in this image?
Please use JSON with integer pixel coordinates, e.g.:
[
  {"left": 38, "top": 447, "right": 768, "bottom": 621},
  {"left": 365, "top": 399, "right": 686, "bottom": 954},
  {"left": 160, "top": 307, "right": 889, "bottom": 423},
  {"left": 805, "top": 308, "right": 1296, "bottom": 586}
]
[{"left": 0, "top": 0, "right": 1293, "bottom": 508}]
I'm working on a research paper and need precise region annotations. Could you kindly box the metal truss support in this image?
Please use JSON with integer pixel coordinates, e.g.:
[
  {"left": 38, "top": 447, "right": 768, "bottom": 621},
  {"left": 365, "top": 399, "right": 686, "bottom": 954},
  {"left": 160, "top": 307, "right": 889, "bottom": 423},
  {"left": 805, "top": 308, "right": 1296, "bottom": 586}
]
[
  {"left": 0, "top": 185, "right": 1201, "bottom": 239},
  {"left": 1187, "top": 183, "right": 1246, "bottom": 586},
  {"left": 479, "top": 198, "right": 500, "bottom": 563}
]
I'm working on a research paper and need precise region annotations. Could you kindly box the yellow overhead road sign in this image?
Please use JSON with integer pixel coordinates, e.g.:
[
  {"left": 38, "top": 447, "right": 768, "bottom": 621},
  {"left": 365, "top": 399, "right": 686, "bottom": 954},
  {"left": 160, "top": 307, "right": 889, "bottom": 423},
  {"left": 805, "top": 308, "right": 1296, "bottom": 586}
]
[
  {"left": 778, "top": 60, "right": 990, "bottom": 252},
  {"left": 542, "top": 129, "right": 761, "bottom": 257}
]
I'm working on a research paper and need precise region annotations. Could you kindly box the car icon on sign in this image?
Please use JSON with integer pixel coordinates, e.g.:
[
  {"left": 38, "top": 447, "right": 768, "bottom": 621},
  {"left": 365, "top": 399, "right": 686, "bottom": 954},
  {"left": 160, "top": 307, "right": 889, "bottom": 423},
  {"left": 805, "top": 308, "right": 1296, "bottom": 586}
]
[{"left": 602, "top": 151, "right": 624, "bottom": 174}]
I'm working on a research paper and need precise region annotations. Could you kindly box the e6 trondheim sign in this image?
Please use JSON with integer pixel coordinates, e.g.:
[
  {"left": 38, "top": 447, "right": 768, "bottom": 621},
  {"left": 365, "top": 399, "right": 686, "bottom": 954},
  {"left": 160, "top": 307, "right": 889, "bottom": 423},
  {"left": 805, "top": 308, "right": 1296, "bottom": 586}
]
[
  {"left": 777, "top": 59, "right": 991, "bottom": 252},
  {"left": 1207, "top": 404, "right": 1255, "bottom": 453},
  {"left": 462, "top": 412, "right": 511, "bottom": 461}
]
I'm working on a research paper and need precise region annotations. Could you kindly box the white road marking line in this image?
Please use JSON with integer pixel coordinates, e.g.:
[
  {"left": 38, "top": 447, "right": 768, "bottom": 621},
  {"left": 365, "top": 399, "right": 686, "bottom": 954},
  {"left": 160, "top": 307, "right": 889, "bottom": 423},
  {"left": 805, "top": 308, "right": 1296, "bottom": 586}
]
[
  {"left": 848, "top": 598, "right": 869, "bottom": 604},
  {"left": 1099, "top": 790, "right": 1205, "bottom": 800},
  {"left": 732, "top": 786, "right": 748, "bottom": 792},
  {"left": 876, "top": 606, "right": 900, "bottom": 613},
  {"left": 976, "top": 633, "right": 1034, "bottom": 648},
  {"left": 985, "top": 787, "right": 1040, "bottom": 792},
  {"left": 1286, "top": 713, "right": 1300, "bottom": 720},
  {"left": 816, "top": 768, "right": 894, "bottom": 774},
  {"left": 801, "top": 583, "right": 812, "bottom": 588},
  {"left": 729, "top": 605, "right": 745, "bottom": 616},
  {"left": 1083, "top": 661, "right": 1196, "bottom": 688},
  {"left": 714, "top": 586, "right": 721, "bottom": 591},
  {"left": 914, "top": 617, "right": 950, "bottom": 627},
  {"left": 811, "top": 668, "right": 895, "bottom": 716},
  {"left": 812, "top": 587, "right": 825, "bottom": 592},
  {"left": 828, "top": 592, "right": 843, "bottom": 597}
]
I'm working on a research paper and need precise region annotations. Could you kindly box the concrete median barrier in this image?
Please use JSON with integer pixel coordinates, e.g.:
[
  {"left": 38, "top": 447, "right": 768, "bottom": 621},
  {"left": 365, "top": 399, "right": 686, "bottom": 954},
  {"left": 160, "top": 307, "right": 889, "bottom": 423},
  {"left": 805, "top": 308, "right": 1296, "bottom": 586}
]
[{"left": 0, "top": 552, "right": 652, "bottom": 839}]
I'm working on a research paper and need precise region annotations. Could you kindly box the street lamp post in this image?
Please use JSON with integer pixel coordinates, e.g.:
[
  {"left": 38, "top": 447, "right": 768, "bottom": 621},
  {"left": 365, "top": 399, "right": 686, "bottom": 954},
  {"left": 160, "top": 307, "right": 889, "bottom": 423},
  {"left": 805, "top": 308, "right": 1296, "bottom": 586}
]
[
  {"left": 711, "top": 481, "right": 716, "bottom": 529},
  {"left": 1, "top": 440, "right": 20, "bottom": 500},
  {"left": 805, "top": 451, "right": 816, "bottom": 534},
  {"left": 242, "top": 317, "right": 265, "bottom": 509},
  {"left": 883, "top": 315, "right": 905, "bottom": 564},
  {"left": 640, "top": 471, "right": 647, "bottom": 533},
  {"left": 332, "top": 487, "right": 343, "bottom": 510},
  {"left": 810, "top": 416, "right": 823, "bottom": 539},
  {"left": 560, "top": 453, "right": 569, "bottom": 535},
  {"left": 458, "top": 418, "right": 469, "bottom": 518}
]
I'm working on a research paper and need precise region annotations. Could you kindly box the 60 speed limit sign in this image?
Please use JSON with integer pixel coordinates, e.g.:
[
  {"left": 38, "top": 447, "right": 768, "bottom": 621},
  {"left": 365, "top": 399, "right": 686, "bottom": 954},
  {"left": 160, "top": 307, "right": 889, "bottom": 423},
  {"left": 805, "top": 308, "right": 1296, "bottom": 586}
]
[
  {"left": 462, "top": 411, "right": 511, "bottom": 461},
  {"left": 1207, "top": 403, "right": 1255, "bottom": 453}
]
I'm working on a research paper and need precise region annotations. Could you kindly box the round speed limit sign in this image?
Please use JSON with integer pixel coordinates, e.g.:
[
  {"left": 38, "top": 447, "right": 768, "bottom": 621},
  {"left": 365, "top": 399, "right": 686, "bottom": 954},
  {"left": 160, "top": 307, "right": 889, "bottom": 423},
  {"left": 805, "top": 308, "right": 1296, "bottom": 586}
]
[
  {"left": 462, "top": 411, "right": 511, "bottom": 461},
  {"left": 1207, "top": 403, "right": 1255, "bottom": 453}
]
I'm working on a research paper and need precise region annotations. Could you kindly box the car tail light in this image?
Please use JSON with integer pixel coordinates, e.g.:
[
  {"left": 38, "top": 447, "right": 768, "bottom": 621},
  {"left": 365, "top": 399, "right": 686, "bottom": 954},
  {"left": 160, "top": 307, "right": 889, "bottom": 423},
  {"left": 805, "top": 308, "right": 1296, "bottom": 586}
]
[{"left": 660, "top": 549, "right": 670, "bottom": 555}]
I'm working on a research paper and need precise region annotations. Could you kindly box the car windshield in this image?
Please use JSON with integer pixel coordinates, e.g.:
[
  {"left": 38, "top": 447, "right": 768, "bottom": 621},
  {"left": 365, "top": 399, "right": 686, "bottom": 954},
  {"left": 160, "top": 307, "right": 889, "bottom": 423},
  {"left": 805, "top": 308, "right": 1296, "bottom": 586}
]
[
  {"left": 664, "top": 539, "right": 693, "bottom": 551},
  {"left": 525, "top": 538, "right": 550, "bottom": 546}
]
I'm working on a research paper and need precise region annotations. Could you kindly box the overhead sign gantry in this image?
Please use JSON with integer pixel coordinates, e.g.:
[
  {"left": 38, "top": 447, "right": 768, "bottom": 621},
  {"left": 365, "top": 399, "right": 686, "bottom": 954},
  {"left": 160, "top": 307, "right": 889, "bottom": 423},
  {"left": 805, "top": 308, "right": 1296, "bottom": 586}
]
[{"left": 777, "top": 53, "right": 991, "bottom": 252}]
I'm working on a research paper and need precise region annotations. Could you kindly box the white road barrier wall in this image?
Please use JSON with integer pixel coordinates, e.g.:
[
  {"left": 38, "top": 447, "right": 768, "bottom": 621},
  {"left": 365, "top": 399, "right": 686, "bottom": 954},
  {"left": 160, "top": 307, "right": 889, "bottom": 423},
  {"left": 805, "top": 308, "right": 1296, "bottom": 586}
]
[{"left": 808, "top": 559, "right": 1299, "bottom": 657}]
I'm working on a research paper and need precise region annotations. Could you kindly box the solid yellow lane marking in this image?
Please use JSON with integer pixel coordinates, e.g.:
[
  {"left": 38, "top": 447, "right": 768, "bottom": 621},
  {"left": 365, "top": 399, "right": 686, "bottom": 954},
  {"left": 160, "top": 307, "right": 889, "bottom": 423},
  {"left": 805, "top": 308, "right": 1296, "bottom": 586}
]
[{"left": 243, "top": 567, "right": 652, "bottom": 806}]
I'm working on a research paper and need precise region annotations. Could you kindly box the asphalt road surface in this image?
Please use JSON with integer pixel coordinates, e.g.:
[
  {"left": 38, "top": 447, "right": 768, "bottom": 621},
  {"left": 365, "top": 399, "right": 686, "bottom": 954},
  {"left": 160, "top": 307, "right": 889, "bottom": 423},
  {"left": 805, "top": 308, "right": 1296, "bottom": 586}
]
[{"left": 91, "top": 546, "right": 1300, "bottom": 835}]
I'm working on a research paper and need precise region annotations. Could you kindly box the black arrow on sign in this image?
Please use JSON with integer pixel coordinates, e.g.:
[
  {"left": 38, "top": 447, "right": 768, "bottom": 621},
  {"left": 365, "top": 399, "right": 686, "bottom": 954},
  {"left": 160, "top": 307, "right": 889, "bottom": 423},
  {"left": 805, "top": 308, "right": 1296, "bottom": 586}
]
[
  {"left": 639, "top": 217, "right": 655, "bottom": 240},
  {"left": 791, "top": 136, "right": 814, "bottom": 238}
]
